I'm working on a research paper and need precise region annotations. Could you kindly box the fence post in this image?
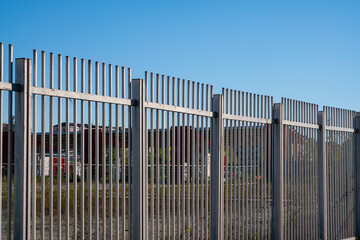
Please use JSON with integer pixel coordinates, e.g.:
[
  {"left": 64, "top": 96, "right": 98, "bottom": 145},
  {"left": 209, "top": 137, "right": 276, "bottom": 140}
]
[
  {"left": 318, "top": 111, "right": 328, "bottom": 240},
  {"left": 273, "top": 103, "right": 283, "bottom": 240},
  {"left": 131, "top": 78, "right": 147, "bottom": 240},
  {"left": 210, "top": 94, "right": 224, "bottom": 240},
  {"left": 355, "top": 112, "right": 360, "bottom": 236},
  {"left": 14, "top": 58, "right": 31, "bottom": 240}
]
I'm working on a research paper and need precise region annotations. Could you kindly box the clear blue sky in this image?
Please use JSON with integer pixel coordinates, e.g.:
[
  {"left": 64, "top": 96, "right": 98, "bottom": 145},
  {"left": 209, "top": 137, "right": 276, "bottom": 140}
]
[{"left": 1, "top": 0, "right": 360, "bottom": 111}]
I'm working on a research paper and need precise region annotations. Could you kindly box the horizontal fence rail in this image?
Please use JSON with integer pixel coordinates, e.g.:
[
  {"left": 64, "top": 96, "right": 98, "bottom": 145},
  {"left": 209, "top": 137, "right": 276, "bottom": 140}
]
[{"left": 0, "top": 41, "right": 360, "bottom": 240}]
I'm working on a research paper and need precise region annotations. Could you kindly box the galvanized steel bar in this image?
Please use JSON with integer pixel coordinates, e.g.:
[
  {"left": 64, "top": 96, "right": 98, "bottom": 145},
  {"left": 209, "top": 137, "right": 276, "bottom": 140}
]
[
  {"left": 57, "top": 54, "right": 62, "bottom": 240},
  {"left": 7, "top": 44, "right": 13, "bottom": 240},
  {"left": 273, "top": 103, "right": 283, "bottom": 240},
  {"left": 13, "top": 58, "right": 30, "bottom": 240},
  {"left": 30, "top": 86, "right": 132, "bottom": 105},
  {"left": 80, "top": 59, "right": 85, "bottom": 239},
  {"left": 355, "top": 112, "right": 360, "bottom": 236},
  {"left": 88, "top": 60, "right": 93, "bottom": 240},
  {"left": 32, "top": 50, "right": 38, "bottom": 240},
  {"left": 210, "top": 94, "right": 224, "bottom": 240},
  {"left": 73, "top": 57, "right": 78, "bottom": 240},
  {"left": 132, "top": 78, "right": 147, "bottom": 240},
  {"left": 49, "top": 53, "right": 54, "bottom": 240},
  {"left": 102, "top": 63, "right": 107, "bottom": 240}
]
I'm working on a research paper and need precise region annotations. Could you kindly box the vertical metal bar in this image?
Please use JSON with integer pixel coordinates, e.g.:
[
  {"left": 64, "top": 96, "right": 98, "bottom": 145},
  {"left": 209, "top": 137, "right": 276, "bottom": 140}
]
[
  {"left": 195, "top": 83, "right": 200, "bottom": 239},
  {"left": 80, "top": 59, "right": 85, "bottom": 240},
  {"left": 108, "top": 64, "right": 113, "bottom": 239},
  {"left": 26, "top": 59, "right": 32, "bottom": 240},
  {"left": 205, "top": 84, "right": 209, "bottom": 240},
  {"left": 7, "top": 44, "right": 13, "bottom": 240},
  {"left": 14, "top": 58, "right": 29, "bottom": 240},
  {"left": 319, "top": 110, "right": 328, "bottom": 240},
  {"left": 191, "top": 81, "right": 195, "bottom": 240},
  {"left": 127, "top": 68, "right": 132, "bottom": 239},
  {"left": 355, "top": 112, "right": 360, "bottom": 237},
  {"left": 150, "top": 72, "right": 154, "bottom": 240},
  {"left": 121, "top": 66, "right": 126, "bottom": 240},
  {"left": 94, "top": 60, "right": 100, "bottom": 239},
  {"left": 177, "top": 78, "right": 181, "bottom": 238},
  {"left": 224, "top": 88, "right": 228, "bottom": 240},
  {"left": 166, "top": 76, "right": 171, "bottom": 239},
  {"left": 41, "top": 52, "right": 46, "bottom": 240},
  {"left": 49, "top": 53, "right": 54, "bottom": 240},
  {"left": 73, "top": 57, "right": 78, "bottom": 240},
  {"left": 182, "top": 79, "right": 186, "bottom": 239},
  {"left": 210, "top": 94, "right": 224, "bottom": 240},
  {"left": 115, "top": 66, "right": 119, "bottom": 239},
  {"left": 57, "top": 54, "right": 62, "bottom": 240},
  {"left": 156, "top": 74, "right": 160, "bottom": 240},
  {"left": 161, "top": 75, "right": 166, "bottom": 239},
  {"left": 132, "top": 78, "right": 146, "bottom": 240},
  {"left": 88, "top": 60, "right": 93, "bottom": 240},
  {"left": 186, "top": 80, "right": 191, "bottom": 240},
  {"left": 273, "top": 103, "right": 283, "bottom": 240},
  {"left": 200, "top": 83, "right": 204, "bottom": 240},
  {"left": 172, "top": 77, "right": 176, "bottom": 239},
  {"left": 65, "top": 56, "right": 70, "bottom": 240},
  {"left": 32, "top": 49, "right": 37, "bottom": 240},
  {"left": 229, "top": 89, "right": 233, "bottom": 239},
  {"left": 102, "top": 63, "right": 107, "bottom": 240}
]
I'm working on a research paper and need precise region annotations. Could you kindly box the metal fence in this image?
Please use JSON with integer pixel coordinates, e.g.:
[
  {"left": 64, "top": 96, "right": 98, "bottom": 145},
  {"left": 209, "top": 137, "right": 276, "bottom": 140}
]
[{"left": 1, "top": 42, "right": 360, "bottom": 240}]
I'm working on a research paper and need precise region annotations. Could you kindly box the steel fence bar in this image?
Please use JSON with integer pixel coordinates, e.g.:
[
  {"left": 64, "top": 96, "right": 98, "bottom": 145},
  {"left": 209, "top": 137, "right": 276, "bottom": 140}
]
[
  {"left": 95, "top": 62, "right": 100, "bottom": 239},
  {"left": 161, "top": 75, "right": 165, "bottom": 240},
  {"left": 57, "top": 54, "right": 62, "bottom": 240},
  {"left": 150, "top": 72, "right": 154, "bottom": 240},
  {"left": 89, "top": 60, "right": 94, "bottom": 240},
  {"left": 171, "top": 77, "right": 176, "bottom": 239},
  {"left": 181, "top": 79, "right": 186, "bottom": 239},
  {"left": 115, "top": 66, "right": 119, "bottom": 239},
  {"left": 191, "top": 81, "right": 195, "bottom": 240},
  {"left": 49, "top": 53, "right": 54, "bottom": 240},
  {"left": 14, "top": 58, "right": 30, "bottom": 240},
  {"left": 241, "top": 92, "right": 245, "bottom": 240},
  {"left": 249, "top": 93, "right": 253, "bottom": 239},
  {"left": 166, "top": 76, "right": 171, "bottom": 239},
  {"left": 40, "top": 51, "right": 46, "bottom": 240},
  {"left": 229, "top": 89, "right": 233, "bottom": 239},
  {"left": 245, "top": 92, "right": 249, "bottom": 240},
  {"left": 121, "top": 66, "right": 126, "bottom": 239},
  {"left": 132, "top": 78, "right": 147, "bottom": 240},
  {"left": 205, "top": 84, "right": 210, "bottom": 240},
  {"left": 273, "top": 103, "right": 283, "bottom": 240},
  {"left": 210, "top": 94, "right": 224, "bottom": 240},
  {"left": 108, "top": 64, "right": 113, "bottom": 239},
  {"left": 80, "top": 59, "right": 85, "bottom": 239},
  {"left": 224, "top": 88, "right": 228, "bottom": 240},
  {"left": 65, "top": 55, "right": 70, "bottom": 240},
  {"left": 200, "top": 83, "right": 204, "bottom": 240},
  {"left": 186, "top": 80, "right": 191, "bottom": 240},
  {"left": 156, "top": 74, "right": 160, "bottom": 240},
  {"left": 354, "top": 112, "right": 359, "bottom": 236},
  {"left": 32, "top": 49, "right": 37, "bottom": 240},
  {"left": 102, "top": 63, "right": 107, "bottom": 240},
  {"left": 177, "top": 78, "right": 181, "bottom": 238},
  {"left": 7, "top": 44, "right": 13, "bottom": 240},
  {"left": 73, "top": 57, "right": 78, "bottom": 240}
]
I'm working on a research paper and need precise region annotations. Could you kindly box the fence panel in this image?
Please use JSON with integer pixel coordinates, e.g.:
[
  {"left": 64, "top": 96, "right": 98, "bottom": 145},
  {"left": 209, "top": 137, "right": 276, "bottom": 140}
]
[
  {"left": 223, "top": 89, "right": 273, "bottom": 239},
  {"left": 324, "top": 106, "right": 356, "bottom": 240},
  {"left": 29, "top": 51, "right": 132, "bottom": 239},
  {"left": 144, "top": 72, "right": 213, "bottom": 239},
  {"left": 281, "top": 98, "right": 320, "bottom": 240}
]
